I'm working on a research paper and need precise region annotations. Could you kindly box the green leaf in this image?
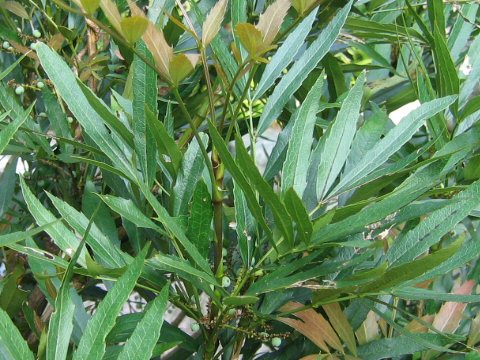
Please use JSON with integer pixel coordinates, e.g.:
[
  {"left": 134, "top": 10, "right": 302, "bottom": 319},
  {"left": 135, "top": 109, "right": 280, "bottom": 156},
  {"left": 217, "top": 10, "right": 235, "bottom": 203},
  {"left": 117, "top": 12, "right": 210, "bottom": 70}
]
[
  {"left": 202, "top": 0, "right": 227, "bottom": 47},
  {"left": 257, "top": 0, "right": 352, "bottom": 134},
  {"left": 235, "top": 136, "right": 294, "bottom": 247},
  {"left": 282, "top": 74, "right": 323, "bottom": 197},
  {"left": 393, "top": 287, "right": 480, "bottom": 303},
  {"left": 46, "top": 192, "right": 127, "bottom": 268},
  {"left": 0, "top": 221, "right": 60, "bottom": 247},
  {"left": 99, "top": 195, "right": 161, "bottom": 231},
  {"left": 0, "top": 157, "right": 16, "bottom": 218},
  {"left": 0, "top": 54, "right": 26, "bottom": 81},
  {"left": 121, "top": 16, "right": 149, "bottom": 44},
  {"left": 357, "top": 333, "right": 453, "bottom": 360},
  {"left": 36, "top": 43, "right": 136, "bottom": 179},
  {"left": 117, "top": 284, "right": 169, "bottom": 360},
  {"left": 147, "top": 254, "right": 218, "bottom": 287},
  {"left": 133, "top": 40, "right": 157, "bottom": 187},
  {"left": 361, "top": 238, "right": 463, "bottom": 293},
  {"left": 387, "top": 179, "right": 480, "bottom": 265},
  {"left": 284, "top": 188, "right": 312, "bottom": 245},
  {"left": 173, "top": 133, "right": 208, "bottom": 216},
  {"left": 311, "top": 159, "right": 450, "bottom": 244},
  {"left": 187, "top": 181, "right": 213, "bottom": 259},
  {"left": 316, "top": 72, "right": 365, "bottom": 200},
  {"left": 72, "top": 245, "right": 148, "bottom": 360},
  {"left": 139, "top": 183, "right": 213, "bottom": 274},
  {"left": 0, "top": 307, "right": 34, "bottom": 360},
  {"left": 0, "top": 103, "right": 34, "bottom": 155},
  {"left": 20, "top": 178, "right": 87, "bottom": 267},
  {"left": 253, "top": 5, "right": 318, "bottom": 99},
  {"left": 234, "top": 179, "right": 255, "bottom": 267},
  {"left": 145, "top": 106, "right": 181, "bottom": 174},
  {"left": 332, "top": 96, "right": 457, "bottom": 196},
  {"left": 46, "top": 207, "right": 95, "bottom": 360},
  {"left": 207, "top": 121, "right": 272, "bottom": 240},
  {"left": 77, "top": 81, "right": 134, "bottom": 148}
]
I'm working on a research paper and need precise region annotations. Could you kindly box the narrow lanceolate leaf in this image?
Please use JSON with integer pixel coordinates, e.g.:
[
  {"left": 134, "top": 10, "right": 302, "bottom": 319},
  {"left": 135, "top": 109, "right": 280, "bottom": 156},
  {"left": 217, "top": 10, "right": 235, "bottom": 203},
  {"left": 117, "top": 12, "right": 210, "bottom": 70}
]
[
  {"left": 332, "top": 96, "right": 457, "bottom": 196},
  {"left": 257, "top": 0, "right": 352, "bottom": 135},
  {"left": 139, "top": 183, "right": 213, "bottom": 274},
  {"left": 254, "top": 8, "right": 317, "bottom": 100},
  {"left": 47, "top": 212, "right": 92, "bottom": 360},
  {"left": 46, "top": 192, "right": 127, "bottom": 268},
  {"left": 73, "top": 246, "right": 148, "bottom": 360},
  {"left": 235, "top": 136, "right": 294, "bottom": 247},
  {"left": 187, "top": 181, "right": 213, "bottom": 259},
  {"left": 0, "top": 308, "right": 34, "bottom": 360},
  {"left": 324, "top": 303, "right": 357, "bottom": 355},
  {"left": 256, "top": 0, "right": 290, "bottom": 46},
  {"left": 432, "top": 280, "right": 475, "bottom": 334},
  {"left": 316, "top": 72, "right": 365, "bottom": 200},
  {"left": 147, "top": 254, "right": 218, "bottom": 286},
  {"left": 0, "top": 104, "right": 33, "bottom": 154},
  {"left": 0, "top": 54, "right": 26, "bottom": 81},
  {"left": 361, "top": 239, "right": 462, "bottom": 293},
  {"left": 36, "top": 43, "right": 135, "bottom": 179},
  {"left": 0, "top": 156, "right": 16, "bottom": 217},
  {"left": 133, "top": 41, "right": 157, "bottom": 187},
  {"left": 284, "top": 188, "right": 312, "bottom": 245},
  {"left": 99, "top": 195, "right": 160, "bottom": 230},
  {"left": 234, "top": 180, "right": 255, "bottom": 267},
  {"left": 387, "top": 179, "right": 480, "bottom": 266},
  {"left": 202, "top": 0, "right": 227, "bottom": 47},
  {"left": 173, "top": 133, "right": 208, "bottom": 216},
  {"left": 20, "top": 178, "right": 87, "bottom": 267},
  {"left": 282, "top": 75, "right": 323, "bottom": 197},
  {"left": 117, "top": 284, "right": 169, "bottom": 360},
  {"left": 311, "top": 160, "right": 449, "bottom": 244},
  {"left": 207, "top": 121, "right": 272, "bottom": 240}
]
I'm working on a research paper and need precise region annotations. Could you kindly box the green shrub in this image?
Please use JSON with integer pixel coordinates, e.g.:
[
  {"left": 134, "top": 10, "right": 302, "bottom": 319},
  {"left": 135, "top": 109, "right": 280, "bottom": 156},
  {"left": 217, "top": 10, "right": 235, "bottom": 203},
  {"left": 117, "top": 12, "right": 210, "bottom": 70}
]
[{"left": 1, "top": 0, "right": 480, "bottom": 359}]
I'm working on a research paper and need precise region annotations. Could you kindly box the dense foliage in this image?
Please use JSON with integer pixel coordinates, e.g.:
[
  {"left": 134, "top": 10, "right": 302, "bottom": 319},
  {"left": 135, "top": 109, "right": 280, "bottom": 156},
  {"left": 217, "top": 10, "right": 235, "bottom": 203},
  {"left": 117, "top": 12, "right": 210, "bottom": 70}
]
[{"left": 1, "top": 0, "right": 480, "bottom": 359}]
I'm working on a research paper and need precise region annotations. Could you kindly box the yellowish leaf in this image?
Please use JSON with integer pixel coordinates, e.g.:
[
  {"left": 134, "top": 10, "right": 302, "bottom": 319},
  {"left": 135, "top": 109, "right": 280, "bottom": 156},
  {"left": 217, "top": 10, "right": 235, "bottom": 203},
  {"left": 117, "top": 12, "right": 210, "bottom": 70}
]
[
  {"left": 256, "top": 0, "right": 290, "bottom": 46},
  {"left": 432, "top": 280, "right": 474, "bottom": 333},
  {"left": 80, "top": 0, "right": 101, "bottom": 14},
  {"left": 100, "top": 0, "right": 122, "bottom": 33},
  {"left": 291, "top": 0, "right": 316, "bottom": 16},
  {"left": 235, "top": 23, "right": 264, "bottom": 56},
  {"left": 169, "top": 53, "right": 196, "bottom": 85},
  {"left": 120, "top": 16, "right": 149, "bottom": 44},
  {"left": 202, "top": 0, "right": 228, "bottom": 47}
]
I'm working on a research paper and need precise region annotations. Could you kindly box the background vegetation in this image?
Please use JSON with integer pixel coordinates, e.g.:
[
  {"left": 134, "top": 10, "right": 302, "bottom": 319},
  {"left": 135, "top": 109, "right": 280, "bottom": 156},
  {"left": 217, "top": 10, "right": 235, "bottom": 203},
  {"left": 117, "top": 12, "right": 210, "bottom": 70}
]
[{"left": 1, "top": 0, "right": 480, "bottom": 359}]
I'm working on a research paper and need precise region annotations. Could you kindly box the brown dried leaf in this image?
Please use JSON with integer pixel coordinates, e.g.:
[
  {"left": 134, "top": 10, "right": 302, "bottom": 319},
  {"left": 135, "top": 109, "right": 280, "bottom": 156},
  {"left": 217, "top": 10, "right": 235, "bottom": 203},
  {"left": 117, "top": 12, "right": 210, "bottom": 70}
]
[
  {"left": 279, "top": 302, "right": 344, "bottom": 353},
  {"left": 143, "top": 23, "right": 173, "bottom": 81},
  {"left": 405, "top": 314, "right": 435, "bottom": 333},
  {"left": 323, "top": 303, "right": 357, "bottom": 356},
  {"left": 432, "top": 280, "right": 475, "bottom": 334},
  {"left": 202, "top": 0, "right": 227, "bottom": 47},
  {"left": 256, "top": 0, "right": 290, "bottom": 46},
  {"left": 355, "top": 311, "right": 379, "bottom": 345}
]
